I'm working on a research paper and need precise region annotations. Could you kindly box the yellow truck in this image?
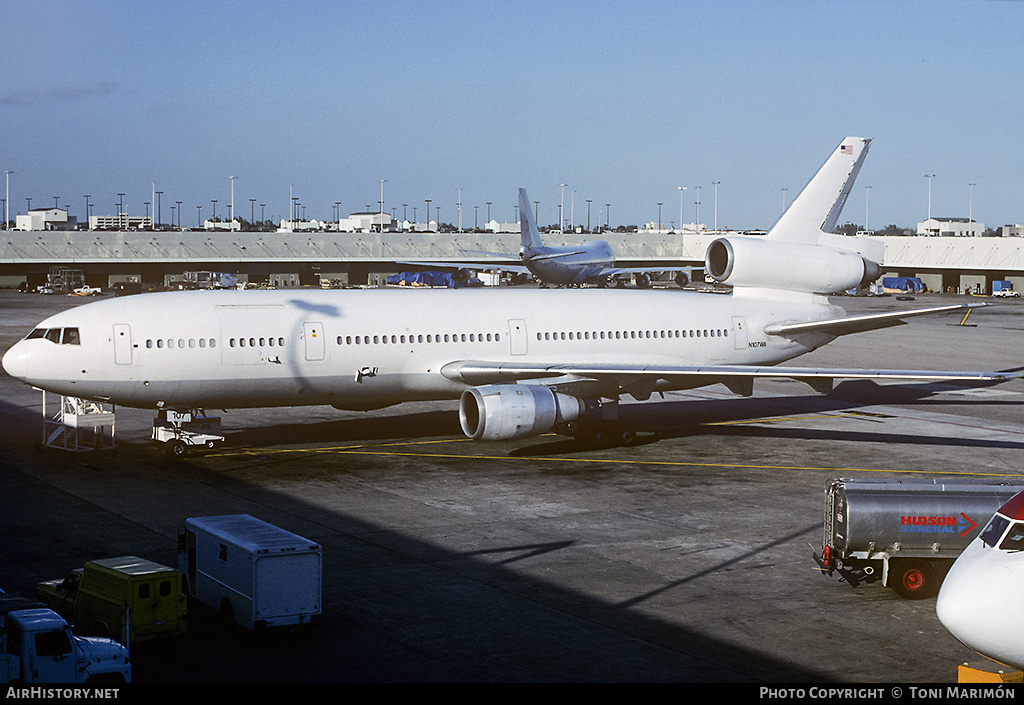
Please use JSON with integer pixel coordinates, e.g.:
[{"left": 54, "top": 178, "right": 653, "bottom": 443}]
[{"left": 36, "top": 556, "right": 187, "bottom": 643}]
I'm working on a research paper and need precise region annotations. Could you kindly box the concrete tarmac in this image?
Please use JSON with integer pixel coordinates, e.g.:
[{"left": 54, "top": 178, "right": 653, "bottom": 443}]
[{"left": 1, "top": 289, "right": 1022, "bottom": 683}]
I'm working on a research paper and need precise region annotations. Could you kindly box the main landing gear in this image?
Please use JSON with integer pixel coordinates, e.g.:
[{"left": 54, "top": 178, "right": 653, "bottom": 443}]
[
  {"left": 558, "top": 399, "right": 638, "bottom": 447},
  {"left": 152, "top": 409, "right": 224, "bottom": 458}
]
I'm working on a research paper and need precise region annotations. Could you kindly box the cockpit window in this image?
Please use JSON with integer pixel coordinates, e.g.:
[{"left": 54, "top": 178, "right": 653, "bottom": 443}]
[
  {"left": 26, "top": 327, "right": 80, "bottom": 345},
  {"left": 980, "top": 515, "right": 1010, "bottom": 548},
  {"left": 999, "top": 522, "right": 1024, "bottom": 552}
]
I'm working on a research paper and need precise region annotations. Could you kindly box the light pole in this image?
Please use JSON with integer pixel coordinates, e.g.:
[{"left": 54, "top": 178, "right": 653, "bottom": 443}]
[
  {"left": 3, "top": 171, "right": 12, "bottom": 228},
  {"left": 864, "top": 186, "right": 871, "bottom": 233},
  {"left": 228, "top": 176, "right": 237, "bottom": 222},
  {"left": 968, "top": 183, "right": 975, "bottom": 223},
  {"left": 425, "top": 199, "right": 431, "bottom": 230},
  {"left": 84, "top": 195, "right": 91, "bottom": 230},
  {"left": 176, "top": 201, "right": 182, "bottom": 228},
  {"left": 379, "top": 179, "right": 387, "bottom": 231},
  {"left": 712, "top": 182, "right": 720, "bottom": 234},
  {"left": 678, "top": 187, "right": 686, "bottom": 231},
  {"left": 560, "top": 184, "right": 566, "bottom": 232},
  {"left": 927, "top": 174, "right": 935, "bottom": 221},
  {"left": 657, "top": 203, "right": 663, "bottom": 231}
]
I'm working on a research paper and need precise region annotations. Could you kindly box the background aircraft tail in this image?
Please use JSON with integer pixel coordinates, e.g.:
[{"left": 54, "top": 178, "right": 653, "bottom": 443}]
[
  {"left": 519, "top": 188, "right": 545, "bottom": 252},
  {"left": 767, "top": 137, "right": 871, "bottom": 244}
]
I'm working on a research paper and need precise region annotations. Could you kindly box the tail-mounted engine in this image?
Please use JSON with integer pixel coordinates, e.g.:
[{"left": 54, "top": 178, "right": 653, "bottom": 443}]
[
  {"left": 459, "top": 384, "right": 585, "bottom": 441},
  {"left": 705, "top": 236, "right": 881, "bottom": 294}
]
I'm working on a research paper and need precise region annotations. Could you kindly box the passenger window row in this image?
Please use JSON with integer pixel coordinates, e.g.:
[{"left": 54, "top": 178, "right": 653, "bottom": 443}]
[
  {"left": 337, "top": 332, "right": 502, "bottom": 345},
  {"left": 27, "top": 327, "right": 80, "bottom": 345},
  {"left": 146, "top": 338, "right": 218, "bottom": 349},
  {"left": 536, "top": 328, "right": 729, "bottom": 341},
  {"left": 228, "top": 337, "right": 285, "bottom": 348}
]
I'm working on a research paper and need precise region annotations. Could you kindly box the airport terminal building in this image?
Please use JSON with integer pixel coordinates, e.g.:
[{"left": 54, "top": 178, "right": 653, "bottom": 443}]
[{"left": 1, "top": 225, "right": 1022, "bottom": 295}]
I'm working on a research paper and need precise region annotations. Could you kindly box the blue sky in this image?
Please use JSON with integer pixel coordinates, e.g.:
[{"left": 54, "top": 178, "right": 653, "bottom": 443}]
[{"left": 2, "top": 0, "right": 1022, "bottom": 230}]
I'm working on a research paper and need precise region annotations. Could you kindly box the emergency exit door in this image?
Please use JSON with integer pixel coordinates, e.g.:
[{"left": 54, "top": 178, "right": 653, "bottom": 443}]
[{"left": 303, "top": 321, "right": 325, "bottom": 361}]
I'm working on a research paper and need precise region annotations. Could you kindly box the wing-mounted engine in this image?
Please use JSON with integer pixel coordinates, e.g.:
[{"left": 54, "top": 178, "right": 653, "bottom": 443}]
[
  {"left": 459, "top": 384, "right": 585, "bottom": 441},
  {"left": 705, "top": 236, "right": 881, "bottom": 294}
]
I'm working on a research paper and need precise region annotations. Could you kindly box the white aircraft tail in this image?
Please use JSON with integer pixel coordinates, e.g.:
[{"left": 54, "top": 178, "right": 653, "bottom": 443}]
[
  {"left": 706, "top": 136, "right": 882, "bottom": 294},
  {"left": 518, "top": 188, "right": 545, "bottom": 253},
  {"left": 767, "top": 136, "right": 871, "bottom": 244}
]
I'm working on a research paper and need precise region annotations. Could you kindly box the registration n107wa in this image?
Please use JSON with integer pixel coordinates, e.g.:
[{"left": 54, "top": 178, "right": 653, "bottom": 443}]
[{"left": 3, "top": 137, "right": 1017, "bottom": 454}]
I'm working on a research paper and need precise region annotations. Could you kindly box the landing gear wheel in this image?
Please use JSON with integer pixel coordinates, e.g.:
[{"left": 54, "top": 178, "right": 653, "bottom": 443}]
[
  {"left": 891, "top": 560, "right": 935, "bottom": 599},
  {"left": 166, "top": 439, "right": 189, "bottom": 459},
  {"left": 574, "top": 422, "right": 636, "bottom": 448}
]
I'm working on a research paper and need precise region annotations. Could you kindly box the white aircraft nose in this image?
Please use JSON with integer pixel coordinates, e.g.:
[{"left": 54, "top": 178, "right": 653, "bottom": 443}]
[
  {"left": 937, "top": 546, "right": 1022, "bottom": 667},
  {"left": 1, "top": 343, "right": 30, "bottom": 381}
]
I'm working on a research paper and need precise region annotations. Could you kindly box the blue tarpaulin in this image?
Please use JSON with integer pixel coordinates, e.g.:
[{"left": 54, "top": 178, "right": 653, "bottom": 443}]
[
  {"left": 386, "top": 271, "right": 461, "bottom": 288},
  {"left": 882, "top": 277, "right": 925, "bottom": 293}
]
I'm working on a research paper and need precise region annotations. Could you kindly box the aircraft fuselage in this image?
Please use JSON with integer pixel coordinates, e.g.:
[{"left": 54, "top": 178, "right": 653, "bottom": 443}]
[
  {"left": 523, "top": 240, "right": 616, "bottom": 285},
  {"left": 2, "top": 287, "right": 839, "bottom": 412}
]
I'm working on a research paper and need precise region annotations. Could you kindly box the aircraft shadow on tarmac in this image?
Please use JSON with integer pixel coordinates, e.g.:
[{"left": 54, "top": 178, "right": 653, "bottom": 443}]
[{"left": 208, "top": 376, "right": 1024, "bottom": 459}]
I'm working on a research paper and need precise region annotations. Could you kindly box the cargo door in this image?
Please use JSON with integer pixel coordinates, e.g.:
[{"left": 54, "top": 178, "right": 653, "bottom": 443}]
[
  {"left": 113, "top": 324, "right": 132, "bottom": 364},
  {"left": 303, "top": 322, "right": 325, "bottom": 361},
  {"left": 254, "top": 553, "right": 321, "bottom": 622},
  {"left": 186, "top": 530, "right": 197, "bottom": 596},
  {"left": 508, "top": 319, "right": 528, "bottom": 356}
]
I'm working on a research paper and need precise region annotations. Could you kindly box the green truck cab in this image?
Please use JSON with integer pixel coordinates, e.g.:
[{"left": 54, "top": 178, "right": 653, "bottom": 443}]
[{"left": 36, "top": 556, "right": 187, "bottom": 643}]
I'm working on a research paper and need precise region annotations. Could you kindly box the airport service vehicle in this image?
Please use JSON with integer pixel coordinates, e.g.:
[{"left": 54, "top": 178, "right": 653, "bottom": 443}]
[
  {"left": 820, "top": 478, "right": 1022, "bottom": 599},
  {"left": 152, "top": 409, "right": 224, "bottom": 457},
  {"left": 36, "top": 556, "right": 187, "bottom": 643},
  {"left": 0, "top": 606, "right": 131, "bottom": 684},
  {"left": 4, "top": 137, "right": 1019, "bottom": 452},
  {"left": 938, "top": 489, "right": 1024, "bottom": 670},
  {"left": 178, "top": 515, "right": 322, "bottom": 630}
]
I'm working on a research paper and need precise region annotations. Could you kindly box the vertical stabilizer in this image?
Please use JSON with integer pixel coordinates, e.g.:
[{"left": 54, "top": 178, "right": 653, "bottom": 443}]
[
  {"left": 519, "top": 188, "right": 545, "bottom": 252},
  {"left": 767, "top": 137, "right": 871, "bottom": 243}
]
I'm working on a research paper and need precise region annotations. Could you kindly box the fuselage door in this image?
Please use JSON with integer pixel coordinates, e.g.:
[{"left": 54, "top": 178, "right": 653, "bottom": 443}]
[
  {"left": 731, "top": 316, "right": 747, "bottom": 350},
  {"left": 113, "top": 324, "right": 132, "bottom": 365},
  {"left": 508, "top": 319, "right": 528, "bottom": 356},
  {"left": 303, "top": 321, "right": 325, "bottom": 361}
]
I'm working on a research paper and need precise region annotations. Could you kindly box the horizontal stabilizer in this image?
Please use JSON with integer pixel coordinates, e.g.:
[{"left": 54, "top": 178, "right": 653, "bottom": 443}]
[{"left": 764, "top": 303, "right": 989, "bottom": 338}]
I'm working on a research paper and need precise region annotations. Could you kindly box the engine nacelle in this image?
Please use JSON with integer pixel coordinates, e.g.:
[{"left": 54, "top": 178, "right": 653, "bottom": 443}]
[
  {"left": 705, "top": 236, "right": 881, "bottom": 294},
  {"left": 459, "top": 384, "right": 585, "bottom": 441}
]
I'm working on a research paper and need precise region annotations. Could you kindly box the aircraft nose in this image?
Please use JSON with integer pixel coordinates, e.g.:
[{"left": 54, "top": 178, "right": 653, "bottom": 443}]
[
  {"left": 1, "top": 342, "right": 30, "bottom": 381},
  {"left": 937, "top": 549, "right": 1020, "bottom": 662}
]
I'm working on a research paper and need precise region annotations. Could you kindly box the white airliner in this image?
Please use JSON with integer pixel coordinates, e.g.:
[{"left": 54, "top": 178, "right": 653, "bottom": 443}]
[
  {"left": 2, "top": 137, "right": 1018, "bottom": 455},
  {"left": 404, "top": 190, "right": 694, "bottom": 288},
  {"left": 936, "top": 489, "right": 1024, "bottom": 670}
]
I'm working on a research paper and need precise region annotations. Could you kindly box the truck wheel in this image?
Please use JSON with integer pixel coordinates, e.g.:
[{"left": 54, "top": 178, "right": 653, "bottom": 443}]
[
  {"left": 166, "top": 440, "right": 189, "bottom": 458},
  {"left": 892, "top": 561, "right": 935, "bottom": 599}
]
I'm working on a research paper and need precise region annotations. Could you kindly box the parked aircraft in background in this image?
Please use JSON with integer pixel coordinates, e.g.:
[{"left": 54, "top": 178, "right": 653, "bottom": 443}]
[
  {"left": 3, "top": 137, "right": 1018, "bottom": 455},
  {"left": 937, "top": 489, "right": 1024, "bottom": 670},
  {"left": 404, "top": 189, "right": 696, "bottom": 288}
]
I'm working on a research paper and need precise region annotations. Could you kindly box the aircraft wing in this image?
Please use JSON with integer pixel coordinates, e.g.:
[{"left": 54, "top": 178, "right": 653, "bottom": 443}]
[
  {"left": 765, "top": 303, "right": 988, "bottom": 337},
  {"left": 397, "top": 261, "right": 532, "bottom": 275},
  {"left": 441, "top": 359, "right": 1021, "bottom": 398},
  {"left": 598, "top": 265, "right": 700, "bottom": 278}
]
